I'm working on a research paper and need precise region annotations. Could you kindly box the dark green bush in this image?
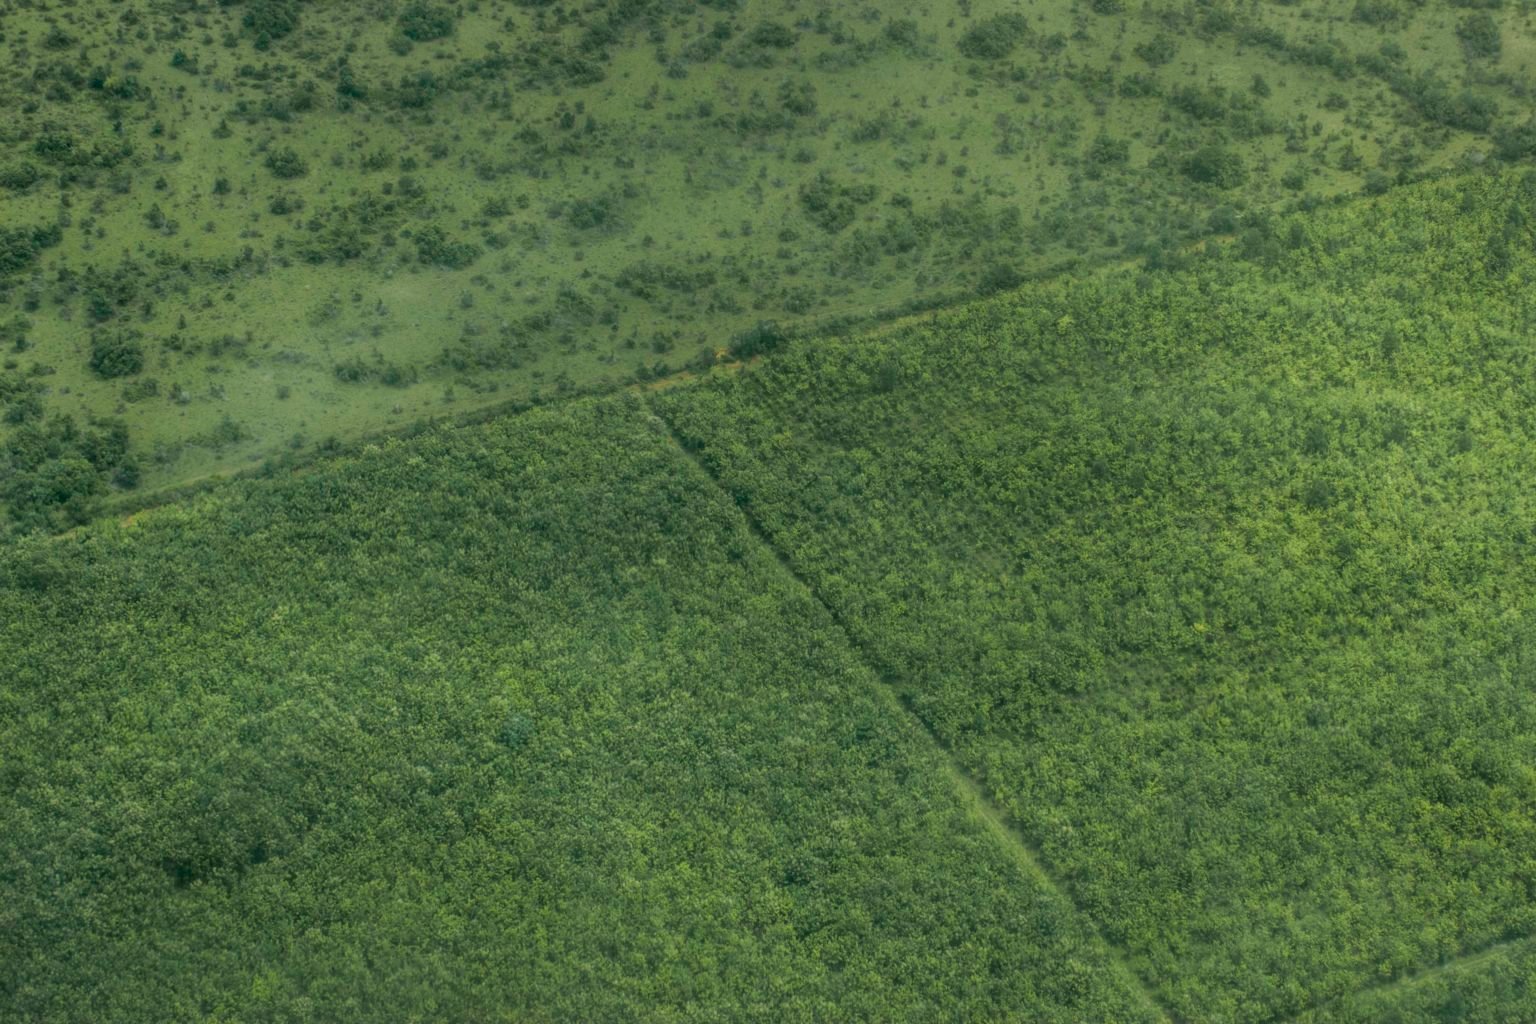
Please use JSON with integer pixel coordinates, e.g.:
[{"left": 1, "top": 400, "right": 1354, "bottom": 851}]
[
  {"left": 729, "top": 319, "right": 787, "bottom": 358},
  {"left": 956, "top": 13, "right": 1031, "bottom": 60},
  {"left": 1182, "top": 145, "right": 1247, "bottom": 188},
  {"left": 243, "top": 0, "right": 301, "bottom": 40},
  {"left": 799, "top": 173, "right": 879, "bottom": 233},
  {"left": 1494, "top": 120, "right": 1536, "bottom": 162},
  {"left": 1133, "top": 34, "right": 1178, "bottom": 67},
  {"left": 1457, "top": 12, "right": 1502, "bottom": 59},
  {"left": 0, "top": 225, "right": 62, "bottom": 276},
  {"left": 88, "top": 331, "right": 145, "bottom": 379},
  {"left": 0, "top": 164, "right": 42, "bottom": 190},
  {"left": 414, "top": 225, "right": 482, "bottom": 269},
  {"left": 746, "top": 22, "right": 798, "bottom": 49},
  {"left": 397, "top": 1, "right": 457, "bottom": 42},
  {"left": 265, "top": 147, "right": 308, "bottom": 179}
]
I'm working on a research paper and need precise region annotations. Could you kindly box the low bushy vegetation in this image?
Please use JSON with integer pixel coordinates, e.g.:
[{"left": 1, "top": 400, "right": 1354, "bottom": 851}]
[
  {"left": 0, "top": 399, "right": 1156, "bottom": 1022},
  {"left": 2, "top": 0, "right": 1530, "bottom": 522},
  {"left": 656, "top": 171, "right": 1536, "bottom": 1021},
  {"left": 5, "top": 0, "right": 1536, "bottom": 1016}
]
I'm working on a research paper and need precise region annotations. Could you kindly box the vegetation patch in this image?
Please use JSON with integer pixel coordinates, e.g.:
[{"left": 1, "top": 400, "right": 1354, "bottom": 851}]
[
  {"left": 0, "top": 0, "right": 1530, "bottom": 523},
  {"left": 0, "top": 399, "right": 1156, "bottom": 1023},
  {"left": 656, "top": 171, "right": 1536, "bottom": 1022}
]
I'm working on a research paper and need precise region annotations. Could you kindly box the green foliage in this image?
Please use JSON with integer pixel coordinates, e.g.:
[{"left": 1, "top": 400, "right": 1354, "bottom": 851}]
[
  {"left": 728, "top": 319, "right": 787, "bottom": 358},
  {"left": 413, "top": 225, "right": 482, "bottom": 269},
  {"left": 0, "top": 400, "right": 1157, "bottom": 1022},
  {"left": 1351, "top": 0, "right": 1403, "bottom": 22},
  {"left": 1495, "top": 119, "right": 1536, "bottom": 161},
  {"left": 614, "top": 259, "right": 716, "bottom": 298},
  {"left": 2, "top": 0, "right": 1536, "bottom": 1002},
  {"left": 0, "top": 0, "right": 1529, "bottom": 536},
  {"left": 264, "top": 146, "right": 307, "bottom": 179},
  {"left": 1, "top": 414, "right": 131, "bottom": 532},
  {"left": 0, "top": 224, "right": 61, "bottom": 277},
  {"left": 0, "top": 163, "right": 42, "bottom": 190},
  {"left": 1182, "top": 144, "right": 1247, "bottom": 187},
  {"left": 396, "top": 1, "right": 457, "bottom": 41},
  {"left": 240, "top": 0, "right": 302, "bottom": 41},
  {"left": 882, "top": 18, "right": 921, "bottom": 49},
  {"left": 799, "top": 172, "right": 879, "bottom": 233},
  {"left": 1171, "top": 84, "right": 1228, "bottom": 121},
  {"left": 334, "top": 355, "right": 418, "bottom": 387},
  {"left": 88, "top": 330, "right": 145, "bottom": 379},
  {"left": 1086, "top": 134, "right": 1130, "bottom": 169},
  {"left": 0, "top": 371, "right": 45, "bottom": 425},
  {"left": 1389, "top": 72, "right": 1497, "bottom": 131},
  {"left": 1302, "top": 938, "right": 1536, "bottom": 1022},
  {"left": 1133, "top": 34, "right": 1178, "bottom": 66},
  {"left": 1457, "top": 11, "right": 1503, "bottom": 59},
  {"left": 655, "top": 171, "right": 1536, "bottom": 1021},
  {"left": 564, "top": 194, "right": 617, "bottom": 231},
  {"left": 957, "top": 13, "right": 1032, "bottom": 60},
  {"left": 746, "top": 21, "right": 797, "bottom": 49},
  {"left": 31, "top": 128, "right": 133, "bottom": 170}
]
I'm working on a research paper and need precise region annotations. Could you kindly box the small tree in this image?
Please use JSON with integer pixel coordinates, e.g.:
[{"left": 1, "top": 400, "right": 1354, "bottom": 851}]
[
  {"left": 1457, "top": 12, "right": 1501, "bottom": 60},
  {"left": 265, "top": 147, "right": 308, "bottom": 179},
  {"left": 89, "top": 331, "right": 145, "bottom": 378},
  {"left": 1182, "top": 145, "right": 1247, "bottom": 188},
  {"left": 397, "top": 2, "right": 457, "bottom": 41}
]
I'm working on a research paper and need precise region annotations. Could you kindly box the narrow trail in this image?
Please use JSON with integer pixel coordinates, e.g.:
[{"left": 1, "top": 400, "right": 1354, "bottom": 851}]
[
  {"left": 645, "top": 401, "right": 1179, "bottom": 1024},
  {"left": 1283, "top": 932, "right": 1536, "bottom": 1022}
]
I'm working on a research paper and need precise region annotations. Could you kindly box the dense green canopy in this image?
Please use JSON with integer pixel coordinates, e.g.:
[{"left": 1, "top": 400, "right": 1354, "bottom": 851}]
[
  {"left": 7, "top": 145, "right": 1536, "bottom": 1018},
  {"left": 656, "top": 169, "right": 1536, "bottom": 1021},
  {"left": 1, "top": 399, "right": 1154, "bottom": 1022}
]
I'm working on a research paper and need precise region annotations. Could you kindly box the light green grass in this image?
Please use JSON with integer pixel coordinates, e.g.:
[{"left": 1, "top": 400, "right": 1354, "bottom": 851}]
[{"left": 2, "top": 0, "right": 1530, "bottom": 528}]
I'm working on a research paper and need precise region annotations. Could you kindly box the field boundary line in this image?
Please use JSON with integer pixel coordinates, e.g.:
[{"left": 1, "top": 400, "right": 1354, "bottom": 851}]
[
  {"left": 646, "top": 401, "right": 1178, "bottom": 1024},
  {"left": 1283, "top": 932, "right": 1536, "bottom": 1023}
]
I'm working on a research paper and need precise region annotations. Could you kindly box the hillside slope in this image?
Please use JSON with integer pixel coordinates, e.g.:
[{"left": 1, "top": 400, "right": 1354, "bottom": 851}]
[{"left": 7, "top": 164, "right": 1536, "bottom": 1019}]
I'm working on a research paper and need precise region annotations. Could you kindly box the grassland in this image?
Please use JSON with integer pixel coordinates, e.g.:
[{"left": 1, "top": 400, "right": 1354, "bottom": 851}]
[{"left": 3, "top": 0, "right": 1535, "bottom": 530}]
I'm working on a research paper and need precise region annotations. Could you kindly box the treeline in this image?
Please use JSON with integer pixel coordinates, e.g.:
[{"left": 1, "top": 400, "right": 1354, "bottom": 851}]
[{"left": 1, "top": 414, "right": 136, "bottom": 534}]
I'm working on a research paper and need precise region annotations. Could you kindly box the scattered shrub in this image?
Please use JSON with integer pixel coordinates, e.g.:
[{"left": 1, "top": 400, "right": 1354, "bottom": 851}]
[
  {"left": 729, "top": 319, "right": 787, "bottom": 358},
  {"left": 1182, "top": 145, "right": 1247, "bottom": 188},
  {"left": 397, "top": 2, "right": 457, "bottom": 42},
  {"left": 265, "top": 147, "right": 308, "bottom": 179},
  {"left": 1133, "top": 34, "right": 1178, "bottom": 67},
  {"left": 957, "top": 13, "right": 1031, "bottom": 60},
  {"left": 0, "top": 164, "right": 42, "bottom": 191},
  {"left": 1457, "top": 12, "right": 1502, "bottom": 59},
  {"left": 799, "top": 173, "right": 879, "bottom": 233},
  {"left": 414, "top": 226, "right": 482, "bottom": 269},
  {"left": 89, "top": 331, "right": 145, "bottom": 379}
]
